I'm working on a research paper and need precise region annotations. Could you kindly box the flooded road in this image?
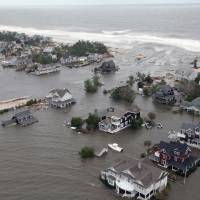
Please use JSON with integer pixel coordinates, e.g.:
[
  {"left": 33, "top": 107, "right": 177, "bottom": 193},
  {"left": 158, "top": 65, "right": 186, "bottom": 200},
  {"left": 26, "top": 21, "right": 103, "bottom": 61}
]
[{"left": 0, "top": 47, "right": 200, "bottom": 200}]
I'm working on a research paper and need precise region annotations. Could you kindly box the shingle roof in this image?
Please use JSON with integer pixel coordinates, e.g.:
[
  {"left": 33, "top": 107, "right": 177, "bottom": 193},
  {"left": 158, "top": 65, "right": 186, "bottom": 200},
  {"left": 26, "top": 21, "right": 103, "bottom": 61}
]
[
  {"left": 112, "top": 158, "right": 164, "bottom": 188},
  {"left": 158, "top": 141, "right": 189, "bottom": 156},
  {"left": 49, "top": 88, "right": 71, "bottom": 98},
  {"left": 14, "top": 110, "right": 32, "bottom": 119}
]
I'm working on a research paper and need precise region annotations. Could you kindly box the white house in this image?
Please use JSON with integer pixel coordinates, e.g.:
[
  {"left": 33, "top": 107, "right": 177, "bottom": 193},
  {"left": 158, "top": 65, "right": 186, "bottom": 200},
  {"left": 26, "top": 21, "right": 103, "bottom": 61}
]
[
  {"left": 99, "top": 108, "right": 140, "bottom": 134},
  {"left": 100, "top": 158, "right": 168, "bottom": 200},
  {"left": 45, "top": 88, "right": 76, "bottom": 108}
]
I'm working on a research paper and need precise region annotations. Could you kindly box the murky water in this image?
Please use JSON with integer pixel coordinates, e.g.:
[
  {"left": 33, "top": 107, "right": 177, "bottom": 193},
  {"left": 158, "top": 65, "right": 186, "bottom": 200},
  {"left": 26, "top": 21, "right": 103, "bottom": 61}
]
[
  {"left": 0, "top": 51, "right": 199, "bottom": 200},
  {"left": 0, "top": 4, "right": 200, "bottom": 199}
]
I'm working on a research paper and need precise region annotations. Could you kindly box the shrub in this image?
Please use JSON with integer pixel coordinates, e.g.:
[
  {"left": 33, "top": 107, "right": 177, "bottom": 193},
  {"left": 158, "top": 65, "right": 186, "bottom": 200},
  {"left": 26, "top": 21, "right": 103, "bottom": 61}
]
[
  {"left": 26, "top": 99, "right": 37, "bottom": 106},
  {"left": 79, "top": 146, "right": 94, "bottom": 158},
  {"left": 71, "top": 117, "right": 83, "bottom": 129}
]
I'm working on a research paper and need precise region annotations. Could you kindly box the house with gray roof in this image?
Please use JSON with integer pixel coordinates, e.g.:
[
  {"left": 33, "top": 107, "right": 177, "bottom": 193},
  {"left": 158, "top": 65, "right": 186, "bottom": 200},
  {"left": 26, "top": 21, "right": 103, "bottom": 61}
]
[
  {"left": 1, "top": 110, "right": 38, "bottom": 127},
  {"left": 100, "top": 158, "right": 168, "bottom": 199},
  {"left": 152, "top": 85, "right": 176, "bottom": 105},
  {"left": 46, "top": 88, "right": 76, "bottom": 109},
  {"left": 94, "top": 60, "right": 118, "bottom": 74},
  {"left": 180, "top": 97, "right": 200, "bottom": 115},
  {"left": 175, "top": 68, "right": 198, "bottom": 82},
  {"left": 173, "top": 123, "right": 200, "bottom": 149}
]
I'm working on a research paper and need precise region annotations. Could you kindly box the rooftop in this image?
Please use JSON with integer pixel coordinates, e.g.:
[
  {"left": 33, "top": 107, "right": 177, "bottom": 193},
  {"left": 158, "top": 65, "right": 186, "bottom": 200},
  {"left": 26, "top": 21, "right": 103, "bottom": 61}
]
[{"left": 111, "top": 158, "right": 165, "bottom": 188}]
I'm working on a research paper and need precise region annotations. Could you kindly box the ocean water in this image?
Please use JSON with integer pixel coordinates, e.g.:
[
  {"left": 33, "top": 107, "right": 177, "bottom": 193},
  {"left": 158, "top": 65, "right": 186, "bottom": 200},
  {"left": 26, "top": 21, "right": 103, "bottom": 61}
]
[
  {"left": 0, "top": 5, "right": 200, "bottom": 200},
  {"left": 0, "top": 5, "right": 200, "bottom": 51}
]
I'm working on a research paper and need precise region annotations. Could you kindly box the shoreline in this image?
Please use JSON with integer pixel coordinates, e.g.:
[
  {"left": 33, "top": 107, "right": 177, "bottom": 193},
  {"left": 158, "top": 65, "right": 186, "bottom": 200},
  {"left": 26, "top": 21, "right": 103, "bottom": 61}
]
[{"left": 0, "top": 25, "right": 200, "bottom": 52}]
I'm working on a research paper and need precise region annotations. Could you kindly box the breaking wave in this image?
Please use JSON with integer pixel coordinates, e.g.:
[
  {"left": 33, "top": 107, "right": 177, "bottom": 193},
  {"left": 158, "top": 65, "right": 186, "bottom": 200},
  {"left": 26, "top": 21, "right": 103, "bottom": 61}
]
[{"left": 0, "top": 25, "right": 200, "bottom": 52}]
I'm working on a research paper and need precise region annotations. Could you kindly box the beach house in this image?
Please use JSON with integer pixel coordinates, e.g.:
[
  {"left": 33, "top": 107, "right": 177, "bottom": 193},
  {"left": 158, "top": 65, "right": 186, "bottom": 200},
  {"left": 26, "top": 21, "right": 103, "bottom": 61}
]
[
  {"left": 2, "top": 110, "right": 38, "bottom": 127},
  {"left": 149, "top": 141, "right": 199, "bottom": 175},
  {"left": 99, "top": 108, "right": 140, "bottom": 134},
  {"left": 152, "top": 85, "right": 176, "bottom": 105},
  {"left": 100, "top": 158, "right": 168, "bottom": 199},
  {"left": 45, "top": 88, "right": 76, "bottom": 108}
]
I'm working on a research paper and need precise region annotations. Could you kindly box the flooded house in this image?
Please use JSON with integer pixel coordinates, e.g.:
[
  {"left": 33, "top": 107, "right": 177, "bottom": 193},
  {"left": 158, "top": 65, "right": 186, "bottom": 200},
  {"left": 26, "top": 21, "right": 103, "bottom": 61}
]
[
  {"left": 149, "top": 141, "right": 200, "bottom": 175},
  {"left": 1, "top": 57, "right": 17, "bottom": 68},
  {"left": 175, "top": 68, "right": 198, "bottom": 82},
  {"left": 94, "top": 60, "right": 118, "bottom": 74},
  {"left": 100, "top": 158, "right": 168, "bottom": 199},
  {"left": 180, "top": 97, "right": 200, "bottom": 115},
  {"left": 174, "top": 123, "right": 200, "bottom": 149},
  {"left": 99, "top": 108, "right": 140, "bottom": 134},
  {"left": 32, "top": 64, "right": 61, "bottom": 76},
  {"left": 45, "top": 88, "right": 76, "bottom": 109},
  {"left": 1, "top": 110, "right": 38, "bottom": 127},
  {"left": 152, "top": 85, "right": 176, "bottom": 105}
]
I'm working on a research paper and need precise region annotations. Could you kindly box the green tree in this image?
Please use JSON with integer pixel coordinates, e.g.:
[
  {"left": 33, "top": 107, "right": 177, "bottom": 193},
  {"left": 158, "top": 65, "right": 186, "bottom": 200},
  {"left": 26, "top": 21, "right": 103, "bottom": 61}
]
[
  {"left": 69, "top": 40, "right": 108, "bottom": 56},
  {"left": 111, "top": 85, "right": 135, "bottom": 103},
  {"left": 131, "top": 117, "right": 143, "bottom": 129},
  {"left": 127, "top": 75, "right": 135, "bottom": 86},
  {"left": 86, "top": 111, "right": 100, "bottom": 130},
  {"left": 84, "top": 79, "right": 98, "bottom": 93}
]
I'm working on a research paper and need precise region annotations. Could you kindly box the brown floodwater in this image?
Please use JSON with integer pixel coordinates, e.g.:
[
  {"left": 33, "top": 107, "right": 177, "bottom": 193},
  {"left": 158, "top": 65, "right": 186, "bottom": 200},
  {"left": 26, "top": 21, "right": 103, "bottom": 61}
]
[{"left": 0, "top": 48, "right": 199, "bottom": 200}]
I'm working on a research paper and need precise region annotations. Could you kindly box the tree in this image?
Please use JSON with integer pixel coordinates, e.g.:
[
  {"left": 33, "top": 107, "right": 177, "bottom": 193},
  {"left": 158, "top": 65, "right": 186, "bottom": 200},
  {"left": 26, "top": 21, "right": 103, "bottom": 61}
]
[
  {"left": 131, "top": 117, "right": 143, "bottom": 129},
  {"left": 84, "top": 75, "right": 102, "bottom": 93},
  {"left": 32, "top": 54, "right": 55, "bottom": 64},
  {"left": 71, "top": 117, "right": 83, "bottom": 129},
  {"left": 111, "top": 85, "right": 135, "bottom": 103},
  {"left": 79, "top": 146, "right": 94, "bottom": 158},
  {"left": 144, "top": 74, "right": 153, "bottom": 84},
  {"left": 86, "top": 111, "right": 100, "bottom": 130},
  {"left": 84, "top": 79, "right": 98, "bottom": 93},
  {"left": 69, "top": 40, "right": 108, "bottom": 56},
  {"left": 127, "top": 75, "right": 135, "bottom": 86},
  {"left": 92, "top": 75, "right": 102, "bottom": 87},
  {"left": 137, "top": 72, "right": 146, "bottom": 82}
]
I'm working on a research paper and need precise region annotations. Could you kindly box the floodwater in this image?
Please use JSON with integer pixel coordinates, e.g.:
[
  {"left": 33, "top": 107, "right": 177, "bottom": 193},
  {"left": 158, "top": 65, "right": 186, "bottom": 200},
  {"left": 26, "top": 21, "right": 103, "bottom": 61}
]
[
  {"left": 0, "top": 4, "right": 200, "bottom": 200},
  {"left": 0, "top": 58, "right": 199, "bottom": 200}
]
